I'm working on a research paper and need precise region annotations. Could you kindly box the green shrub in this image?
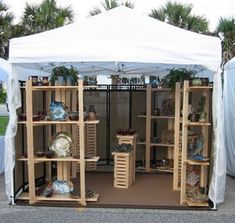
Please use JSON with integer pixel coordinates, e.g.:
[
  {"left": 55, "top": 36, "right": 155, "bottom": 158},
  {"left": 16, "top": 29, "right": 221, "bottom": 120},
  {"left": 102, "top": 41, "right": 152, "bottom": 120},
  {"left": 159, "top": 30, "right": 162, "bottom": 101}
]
[
  {"left": 0, "top": 89, "right": 7, "bottom": 103},
  {"left": 0, "top": 116, "right": 9, "bottom": 135}
]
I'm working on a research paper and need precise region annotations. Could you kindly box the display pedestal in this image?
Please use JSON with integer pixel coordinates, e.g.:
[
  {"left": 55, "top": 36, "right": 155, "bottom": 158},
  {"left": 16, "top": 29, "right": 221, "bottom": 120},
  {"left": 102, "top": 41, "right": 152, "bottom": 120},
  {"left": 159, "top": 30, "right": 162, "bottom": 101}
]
[
  {"left": 116, "top": 134, "right": 137, "bottom": 179},
  {"left": 112, "top": 150, "right": 135, "bottom": 189}
]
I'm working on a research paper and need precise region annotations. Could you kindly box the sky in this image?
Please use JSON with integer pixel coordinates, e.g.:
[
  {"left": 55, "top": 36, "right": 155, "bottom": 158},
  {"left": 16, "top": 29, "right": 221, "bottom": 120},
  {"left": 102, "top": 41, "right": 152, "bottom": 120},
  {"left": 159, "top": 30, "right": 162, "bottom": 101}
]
[{"left": 4, "top": 0, "right": 235, "bottom": 31}]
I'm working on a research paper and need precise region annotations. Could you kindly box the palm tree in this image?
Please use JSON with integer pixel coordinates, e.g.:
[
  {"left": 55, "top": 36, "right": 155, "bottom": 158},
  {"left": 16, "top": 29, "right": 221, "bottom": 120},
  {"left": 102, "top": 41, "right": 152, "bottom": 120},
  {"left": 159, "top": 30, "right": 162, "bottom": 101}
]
[
  {"left": 216, "top": 17, "right": 235, "bottom": 63},
  {"left": 89, "top": 0, "right": 135, "bottom": 16},
  {"left": 21, "top": 0, "right": 73, "bottom": 35},
  {"left": 149, "top": 2, "right": 209, "bottom": 34},
  {"left": 122, "top": 1, "right": 134, "bottom": 9},
  {"left": 101, "top": 0, "right": 119, "bottom": 11},
  {"left": 0, "top": 0, "right": 14, "bottom": 59},
  {"left": 89, "top": 7, "right": 102, "bottom": 16}
]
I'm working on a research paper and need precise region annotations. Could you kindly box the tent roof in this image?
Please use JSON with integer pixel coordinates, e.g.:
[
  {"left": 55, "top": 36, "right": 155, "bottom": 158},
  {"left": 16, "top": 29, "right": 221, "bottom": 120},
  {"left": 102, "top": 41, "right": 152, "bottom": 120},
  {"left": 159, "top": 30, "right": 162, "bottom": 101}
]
[{"left": 9, "top": 6, "right": 221, "bottom": 73}]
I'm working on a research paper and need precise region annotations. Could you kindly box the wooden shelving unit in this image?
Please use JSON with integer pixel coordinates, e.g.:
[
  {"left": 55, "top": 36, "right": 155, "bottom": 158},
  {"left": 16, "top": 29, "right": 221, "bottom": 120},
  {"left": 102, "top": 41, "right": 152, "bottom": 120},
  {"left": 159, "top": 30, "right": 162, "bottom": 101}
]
[
  {"left": 180, "top": 80, "right": 212, "bottom": 206},
  {"left": 137, "top": 85, "right": 175, "bottom": 172},
  {"left": 17, "top": 80, "right": 99, "bottom": 205}
]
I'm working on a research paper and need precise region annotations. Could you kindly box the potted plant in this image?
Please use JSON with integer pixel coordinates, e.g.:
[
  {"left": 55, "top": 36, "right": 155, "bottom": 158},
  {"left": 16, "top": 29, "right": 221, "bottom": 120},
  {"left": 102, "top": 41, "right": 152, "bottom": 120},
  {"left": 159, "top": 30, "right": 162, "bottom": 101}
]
[
  {"left": 50, "top": 66, "right": 69, "bottom": 86},
  {"left": 161, "top": 68, "right": 194, "bottom": 91},
  {"left": 50, "top": 66, "right": 78, "bottom": 86},
  {"left": 67, "top": 66, "right": 78, "bottom": 86}
]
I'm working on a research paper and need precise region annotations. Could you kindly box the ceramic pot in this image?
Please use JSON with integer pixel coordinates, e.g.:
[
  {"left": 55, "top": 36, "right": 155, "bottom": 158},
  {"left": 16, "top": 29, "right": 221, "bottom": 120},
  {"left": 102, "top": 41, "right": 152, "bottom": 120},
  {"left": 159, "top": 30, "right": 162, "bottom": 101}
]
[
  {"left": 56, "top": 76, "right": 65, "bottom": 86},
  {"left": 188, "top": 113, "right": 200, "bottom": 122},
  {"left": 41, "top": 76, "right": 49, "bottom": 86},
  {"left": 192, "top": 78, "right": 202, "bottom": 86},
  {"left": 66, "top": 76, "right": 72, "bottom": 86},
  {"left": 88, "top": 105, "right": 96, "bottom": 121},
  {"left": 199, "top": 112, "right": 207, "bottom": 122},
  {"left": 29, "top": 76, "right": 38, "bottom": 86},
  {"left": 201, "top": 78, "right": 209, "bottom": 86}
]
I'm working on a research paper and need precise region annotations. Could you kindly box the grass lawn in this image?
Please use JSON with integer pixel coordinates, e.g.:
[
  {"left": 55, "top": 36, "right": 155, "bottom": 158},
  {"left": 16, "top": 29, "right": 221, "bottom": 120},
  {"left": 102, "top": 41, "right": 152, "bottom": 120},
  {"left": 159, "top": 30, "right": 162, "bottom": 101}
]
[{"left": 0, "top": 116, "right": 9, "bottom": 135}]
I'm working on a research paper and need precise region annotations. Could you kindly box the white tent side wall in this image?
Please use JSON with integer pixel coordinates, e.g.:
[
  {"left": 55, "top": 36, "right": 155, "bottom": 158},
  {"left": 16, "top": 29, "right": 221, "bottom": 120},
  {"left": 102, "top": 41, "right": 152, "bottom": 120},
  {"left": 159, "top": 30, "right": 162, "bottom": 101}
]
[
  {"left": 3, "top": 64, "right": 21, "bottom": 204},
  {"left": 209, "top": 70, "right": 226, "bottom": 206},
  {"left": 224, "top": 58, "right": 235, "bottom": 177}
]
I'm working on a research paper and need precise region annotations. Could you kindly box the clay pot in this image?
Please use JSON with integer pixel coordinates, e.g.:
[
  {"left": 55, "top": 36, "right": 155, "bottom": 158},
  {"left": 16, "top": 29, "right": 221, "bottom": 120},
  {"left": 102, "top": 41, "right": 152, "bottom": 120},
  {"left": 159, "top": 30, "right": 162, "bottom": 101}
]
[
  {"left": 41, "top": 76, "right": 49, "bottom": 86},
  {"left": 44, "top": 151, "right": 55, "bottom": 158},
  {"left": 201, "top": 78, "right": 209, "bottom": 86},
  {"left": 88, "top": 105, "right": 96, "bottom": 121},
  {"left": 188, "top": 113, "right": 200, "bottom": 122},
  {"left": 36, "top": 151, "right": 44, "bottom": 157},
  {"left": 29, "top": 76, "right": 38, "bottom": 86}
]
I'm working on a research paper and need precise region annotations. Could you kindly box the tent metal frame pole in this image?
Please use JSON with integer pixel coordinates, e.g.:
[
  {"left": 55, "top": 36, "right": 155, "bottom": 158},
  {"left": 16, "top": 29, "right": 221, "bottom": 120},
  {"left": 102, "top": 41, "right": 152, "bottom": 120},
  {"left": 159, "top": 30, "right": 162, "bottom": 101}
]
[
  {"left": 129, "top": 86, "right": 132, "bottom": 128},
  {"left": 20, "top": 87, "right": 26, "bottom": 192},
  {"left": 106, "top": 85, "right": 111, "bottom": 165},
  {"left": 42, "top": 91, "right": 46, "bottom": 181}
]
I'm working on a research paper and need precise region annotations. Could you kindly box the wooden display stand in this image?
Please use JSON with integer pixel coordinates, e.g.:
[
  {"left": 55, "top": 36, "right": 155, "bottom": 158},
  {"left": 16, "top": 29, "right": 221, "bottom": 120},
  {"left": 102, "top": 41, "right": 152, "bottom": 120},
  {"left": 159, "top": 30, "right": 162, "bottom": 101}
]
[
  {"left": 112, "top": 150, "right": 135, "bottom": 189},
  {"left": 17, "top": 80, "right": 99, "bottom": 205},
  {"left": 116, "top": 134, "right": 137, "bottom": 179},
  {"left": 180, "top": 80, "right": 212, "bottom": 206},
  {"left": 112, "top": 134, "right": 137, "bottom": 189},
  {"left": 137, "top": 85, "right": 175, "bottom": 173},
  {"left": 76, "top": 122, "right": 99, "bottom": 172},
  {"left": 85, "top": 123, "right": 98, "bottom": 171}
]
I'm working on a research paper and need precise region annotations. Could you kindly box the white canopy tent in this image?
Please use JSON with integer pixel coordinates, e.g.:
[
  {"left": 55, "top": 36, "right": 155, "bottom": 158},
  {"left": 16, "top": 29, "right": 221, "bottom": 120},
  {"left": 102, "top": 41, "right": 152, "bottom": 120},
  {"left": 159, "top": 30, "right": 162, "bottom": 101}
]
[
  {"left": 224, "top": 57, "right": 235, "bottom": 177},
  {"left": 0, "top": 59, "right": 9, "bottom": 175},
  {"left": 7, "top": 6, "right": 225, "bottom": 207}
]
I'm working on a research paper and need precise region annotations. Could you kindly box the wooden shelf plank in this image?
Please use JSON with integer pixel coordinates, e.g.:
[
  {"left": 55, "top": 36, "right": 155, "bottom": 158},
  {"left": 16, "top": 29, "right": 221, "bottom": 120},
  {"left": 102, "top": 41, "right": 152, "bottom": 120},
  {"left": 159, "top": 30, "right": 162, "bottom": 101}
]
[
  {"left": 150, "top": 143, "right": 174, "bottom": 147},
  {"left": 18, "top": 121, "right": 27, "bottom": 124},
  {"left": 137, "top": 115, "right": 146, "bottom": 118},
  {"left": 185, "top": 159, "right": 209, "bottom": 166},
  {"left": 84, "top": 120, "right": 100, "bottom": 124},
  {"left": 187, "top": 86, "right": 213, "bottom": 92},
  {"left": 22, "top": 120, "right": 101, "bottom": 126},
  {"left": 32, "top": 121, "right": 79, "bottom": 125},
  {"left": 18, "top": 156, "right": 100, "bottom": 162},
  {"left": 185, "top": 122, "right": 211, "bottom": 126},
  {"left": 17, "top": 192, "right": 99, "bottom": 202},
  {"left": 186, "top": 198, "right": 209, "bottom": 207},
  {"left": 137, "top": 142, "right": 146, "bottom": 145},
  {"left": 151, "top": 88, "right": 172, "bottom": 92},
  {"left": 138, "top": 115, "right": 175, "bottom": 119},
  {"left": 151, "top": 116, "right": 175, "bottom": 119}
]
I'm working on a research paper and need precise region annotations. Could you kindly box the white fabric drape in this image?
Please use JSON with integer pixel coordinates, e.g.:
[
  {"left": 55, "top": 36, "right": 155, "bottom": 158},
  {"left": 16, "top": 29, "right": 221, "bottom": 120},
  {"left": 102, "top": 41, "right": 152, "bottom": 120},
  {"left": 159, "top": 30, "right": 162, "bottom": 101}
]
[
  {"left": 4, "top": 64, "right": 21, "bottom": 202},
  {"left": 223, "top": 62, "right": 235, "bottom": 177},
  {"left": 0, "top": 136, "right": 5, "bottom": 174},
  {"left": 208, "top": 69, "right": 226, "bottom": 206}
]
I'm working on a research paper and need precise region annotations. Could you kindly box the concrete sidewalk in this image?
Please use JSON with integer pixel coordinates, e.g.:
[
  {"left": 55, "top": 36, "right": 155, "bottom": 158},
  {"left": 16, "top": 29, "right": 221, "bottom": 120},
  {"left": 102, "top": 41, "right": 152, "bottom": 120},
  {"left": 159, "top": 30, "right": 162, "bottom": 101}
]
[{"left": 0, "top": 174, "right": 235, "bottom": 223}]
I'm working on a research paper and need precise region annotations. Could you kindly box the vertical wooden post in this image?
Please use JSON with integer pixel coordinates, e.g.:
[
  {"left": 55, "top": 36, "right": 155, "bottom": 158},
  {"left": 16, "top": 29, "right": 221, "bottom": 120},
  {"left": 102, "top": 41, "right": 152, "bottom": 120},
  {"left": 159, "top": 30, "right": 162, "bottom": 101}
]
[
  {"left": 78, "top": 80, "right": 86, "bottom": 206},
  {"left": 26, "top": 80, "right": 36, "bottom": 204},
  {"left": 173, "top": 82, "right": 181, "bottom": 190},
  {"left": 145, "top": 85, "right": 151, "bottom": 172},
  {"left": 55, "top": 89, "right": 63, "bottom": 180},
  {"left": 45, "top": 91, "right": 52, "bottom": 181},
  {"left": 200, "top": 91, "right": 209, "bottom": 190},
  {"left": 180, "top": 80, "right": 189, "bottom": 204},
  {"left": 167, "top": 119, "right": 174, "bottom": 159},
  {"left": 71, "top": 90, "right": 78, "bottom": 178}
]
